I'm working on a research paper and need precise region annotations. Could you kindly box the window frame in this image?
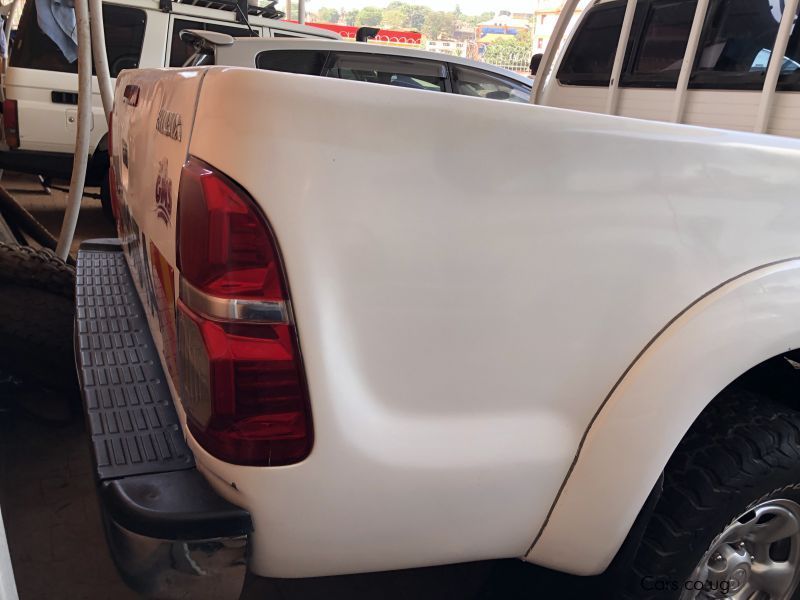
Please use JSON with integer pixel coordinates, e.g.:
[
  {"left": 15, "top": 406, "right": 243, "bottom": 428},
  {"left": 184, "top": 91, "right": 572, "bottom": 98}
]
[
  {"left": 255, "top": 49, "right": 331, "bottom": 76},
  {"left": 448, "top": 63, "right": 532, "bottom": 102},
  {"left": 321, "top": 51, "right": 453, "bottom": 94},
  {"left": 620, "top": 0, "right": 698, "bottom": 89},
  {"left": 559, "top": 0, "right": 800, "bottom": 93},
  {"left": 777, "top": 24, "right": 800, "bottom": 91},
  {"left": 10, "top": 1, "right": 147, "bottom": 77},
  {"left": 687, "top": 0, "right": 789, "bottom": 91},
  {"left": 556, "top": 0, "right": 631, "bottom": 87}
]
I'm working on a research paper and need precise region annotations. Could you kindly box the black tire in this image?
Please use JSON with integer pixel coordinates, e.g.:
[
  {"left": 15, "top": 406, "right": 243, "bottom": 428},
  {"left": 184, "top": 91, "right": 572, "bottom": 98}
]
[
  {"left": 0, "top": 242, "right": 78, "bottom": 394},
  {"left": 623, "top": 391, "right": 800, "bottom": 599},
  {"left": 100, "top": 169, "right": 114, "bottom": 223}
]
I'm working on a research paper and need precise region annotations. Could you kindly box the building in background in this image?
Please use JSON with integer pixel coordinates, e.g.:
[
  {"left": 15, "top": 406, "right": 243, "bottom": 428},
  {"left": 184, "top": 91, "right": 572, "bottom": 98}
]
[
  {"left": 426, "top": 39, "right": 467, "bottom": 58},
  {"left": 476, "top": 12, "right": 532, "bottom": 43},
  {"left": 532, "top": 0, "right": 587, "bottom": 52}
]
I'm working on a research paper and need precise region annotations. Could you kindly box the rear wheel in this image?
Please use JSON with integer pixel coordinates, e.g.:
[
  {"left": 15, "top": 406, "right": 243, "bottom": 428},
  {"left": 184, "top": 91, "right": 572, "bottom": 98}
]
[
  {"left": 0, "top": 242, "right": 77, "bottom": 394},
  {"left": 625, "top": 391, "right": 800, "bottom": 599},
  {"left": 100, "top": 169, "right": 114, "bottom": 223}
]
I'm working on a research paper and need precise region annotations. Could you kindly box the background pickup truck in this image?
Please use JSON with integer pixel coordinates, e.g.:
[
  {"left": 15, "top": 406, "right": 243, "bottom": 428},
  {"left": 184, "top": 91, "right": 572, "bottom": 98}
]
[{"left": 77, "top": 63, "right": 800, "bottom": 599}]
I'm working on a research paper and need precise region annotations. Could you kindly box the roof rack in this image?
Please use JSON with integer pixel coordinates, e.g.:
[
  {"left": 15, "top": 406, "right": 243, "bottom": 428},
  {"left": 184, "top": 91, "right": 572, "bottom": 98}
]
[{"left": 160, "top": 0, "right": 285, "bottom": 24}]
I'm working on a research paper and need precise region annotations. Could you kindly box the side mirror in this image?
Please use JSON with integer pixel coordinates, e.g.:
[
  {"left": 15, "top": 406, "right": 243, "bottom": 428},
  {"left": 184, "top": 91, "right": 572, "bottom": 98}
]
[
  {"left": 356, "top": 27, "right": 380, "bottom": 43},
  {"left": 530, "top": 53, "right": 544, "bottom": 76}
]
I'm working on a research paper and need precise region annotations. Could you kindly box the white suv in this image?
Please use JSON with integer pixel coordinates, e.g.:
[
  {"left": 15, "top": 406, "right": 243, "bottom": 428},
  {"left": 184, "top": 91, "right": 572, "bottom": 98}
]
[
  {"left": 181, "top": 31, "right": 534, "bottom": 103},
  {"left": 539, "top": 0, "right": 800, "bottom": 138},
  {"left": 0, "top": 0, "right": 338, "bottom": 214}
]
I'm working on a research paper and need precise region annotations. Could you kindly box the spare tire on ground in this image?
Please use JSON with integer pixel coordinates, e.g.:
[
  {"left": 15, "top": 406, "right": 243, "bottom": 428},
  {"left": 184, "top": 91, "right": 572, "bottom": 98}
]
[{"left": 0, "top": 242, "right": 78, "bottom": 396}]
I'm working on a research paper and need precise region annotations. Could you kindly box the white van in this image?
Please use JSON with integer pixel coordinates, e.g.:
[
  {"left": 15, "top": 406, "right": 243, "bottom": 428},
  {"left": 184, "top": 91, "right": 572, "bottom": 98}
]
[
  {"left": 0, "top": 0, "right": 338, "bottom": 213},
  {"left": 539, "top": 0, "right": 800, "bottom": 138}
]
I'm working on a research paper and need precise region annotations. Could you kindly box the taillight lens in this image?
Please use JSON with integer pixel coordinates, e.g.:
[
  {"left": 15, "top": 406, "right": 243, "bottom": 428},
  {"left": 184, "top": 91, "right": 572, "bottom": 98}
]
[
  {"left": 177, "top": 157, "right": 312, "bottom": 466},
  {"left": 3, "top": 99, "right": 19, "bottom": 149},
  {"left": 178, "top": 159, "right": 285, "bottom": 300}
]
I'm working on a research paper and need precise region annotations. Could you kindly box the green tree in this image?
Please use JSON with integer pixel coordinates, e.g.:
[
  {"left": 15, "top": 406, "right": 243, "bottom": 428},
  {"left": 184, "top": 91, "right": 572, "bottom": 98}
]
[
  {"left": 343, "top": 9, "right": 359, "bottom": 26},
  {"left": 356, "top": 6, "right": 383, "bottom": 27},
  {"left": 385, "top": 2, "right": 430, "bottom": 31},
  {"left": 515, "top": 29, "right": 532, "bottom": 45},
  {"left": 422, "top": 11, "right": 455, "bottom": 40},
  {"left": 467, "top": 11, "right": 494, "bottom": 25},
  {"left": 483, "top": 36, "right": 532, "bottom": 66},
  {"left": 316, "top": 7, "right": 340, "bottom": 24},
  {"left": 381, "top": 8, "right": 407, "bottom": 29},
  {"left": 407, "top": 5, "right": 431, "bottom": 30}
]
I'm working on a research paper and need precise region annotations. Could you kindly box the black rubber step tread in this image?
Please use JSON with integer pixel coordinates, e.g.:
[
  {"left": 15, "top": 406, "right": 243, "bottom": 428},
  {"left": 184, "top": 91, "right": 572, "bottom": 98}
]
[
  {"left": 75, "top": 239, "right": 194, "bottom": 481},
  {"left": 101, "top": 470, "right": 252, "bottom": 540}
]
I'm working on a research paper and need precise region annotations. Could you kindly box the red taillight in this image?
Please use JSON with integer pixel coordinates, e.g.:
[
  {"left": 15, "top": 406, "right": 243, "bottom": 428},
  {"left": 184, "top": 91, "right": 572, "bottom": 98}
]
[
  {"left": 178, "top": 159, "right": 285, "bottom": 300},
  {"left": 3, "top": 99, "right": 19, "bottom": 149},
  {"left": 177, "top": 157, "right": 312, "bottom": 466}
]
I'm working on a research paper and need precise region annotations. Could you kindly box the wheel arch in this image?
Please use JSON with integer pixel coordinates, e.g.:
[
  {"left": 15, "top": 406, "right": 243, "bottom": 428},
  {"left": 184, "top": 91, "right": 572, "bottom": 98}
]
[
  {"left": 526, "top": 258, "right": 800, "bottom": 576},
  {"left": 86, "top": 134, "right": 110, "bottom": 185}
]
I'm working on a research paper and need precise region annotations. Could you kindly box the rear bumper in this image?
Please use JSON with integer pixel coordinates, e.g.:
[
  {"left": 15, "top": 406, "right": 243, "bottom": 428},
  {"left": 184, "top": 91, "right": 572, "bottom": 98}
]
[{"left": 74, "top": 238, "right": 252, "bottom": 599}]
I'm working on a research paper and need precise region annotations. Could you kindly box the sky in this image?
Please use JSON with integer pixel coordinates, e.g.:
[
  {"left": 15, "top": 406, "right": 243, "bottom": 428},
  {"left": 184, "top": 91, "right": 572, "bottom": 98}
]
[{"left": 305, "top": 1, "right": 535, "bottom": 15}]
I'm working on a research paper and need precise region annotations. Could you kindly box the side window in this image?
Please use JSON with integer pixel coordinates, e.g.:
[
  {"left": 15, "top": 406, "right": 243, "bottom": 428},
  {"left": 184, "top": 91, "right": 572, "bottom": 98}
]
[
  {"left": 169, "top": 19, "right": 252, "bottom": 67},
  {"left": 622, "top": 0, "right": 696, "bottom": 87},
  {"left": 451, "top": 65, "right": 531, "bottom": 102},
  {"left": 11, "top": 3, "right": 146, "bottom": 77},
  {"left": 255, "top": 50, "right": 329, "bottom": 75},
  {"left": 557, "top": 3, "right": 626, "bottom": 86},
  {"left": 272, "top": 31, "right": 302, "bottom": 38},
  {"left": 324, "top": 53, "right": 447, "bottom": 92},
  {"left": 690, "top": 0, "right": 785, "bottom": 89},
  {"left": 781, "top": 8, "right": 800, "bottom": 89}
]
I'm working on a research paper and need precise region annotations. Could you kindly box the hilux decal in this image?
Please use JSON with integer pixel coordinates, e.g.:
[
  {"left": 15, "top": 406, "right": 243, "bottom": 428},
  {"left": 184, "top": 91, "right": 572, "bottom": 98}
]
[
  {"left": 155, "top": 158, "right": 172, "bottom": 226},
  {"left": 155, "top": 108, "right": 182, "bottom": 141}
]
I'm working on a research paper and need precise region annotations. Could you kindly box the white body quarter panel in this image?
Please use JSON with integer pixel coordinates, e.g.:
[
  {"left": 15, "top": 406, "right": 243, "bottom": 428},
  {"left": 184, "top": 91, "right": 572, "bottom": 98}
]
[
  {"left": 176, "top": 67, "right": 800, "bottom": 577},
  {"left": 530, "top": 261, "right": 800, "bottom": 574}
]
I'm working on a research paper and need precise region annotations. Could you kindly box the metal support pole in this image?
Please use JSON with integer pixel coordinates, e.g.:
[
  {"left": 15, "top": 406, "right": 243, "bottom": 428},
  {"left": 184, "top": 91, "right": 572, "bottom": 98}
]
[
  {"left": 754, "top": 0, "right": 799, "bottom": 134},
  {"left": 298, "top": 0, "right": 305, "bottom": 24},
  {"left": 605, "top": 0, "right": 637, "bottom": 115},
  {"left": 531, "top": 0, "right": 583, "bottom": 106},
  {"left": 671, "top": 0, "right": 710, "bottom": 123},
  {"left": 284, "top": 0, "right": 291, "bottom": 20},
  {"left": 89, "top": 0, "right": 113, "bottom": 122},
  {"left": 55, "top": 0, "right": 92, "bottom": 260}
]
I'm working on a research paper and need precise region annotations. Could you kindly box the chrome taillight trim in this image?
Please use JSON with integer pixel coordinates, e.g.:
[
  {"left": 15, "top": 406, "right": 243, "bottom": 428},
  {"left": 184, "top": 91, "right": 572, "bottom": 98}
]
[{"left": 179, "top": 277, "right": 292, "bottom": 324}]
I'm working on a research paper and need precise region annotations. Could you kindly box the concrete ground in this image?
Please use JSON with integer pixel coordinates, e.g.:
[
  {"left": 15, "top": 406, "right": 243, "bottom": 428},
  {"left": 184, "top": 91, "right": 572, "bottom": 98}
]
[{"left": 0, "top": 174, "right": 602, "bottom": 599}]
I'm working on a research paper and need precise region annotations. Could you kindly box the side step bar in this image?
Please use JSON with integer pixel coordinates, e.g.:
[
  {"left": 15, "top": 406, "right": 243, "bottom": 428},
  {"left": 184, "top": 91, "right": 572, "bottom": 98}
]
[{"left": 74, "top": 238, "right": 252, "bottom": 599}]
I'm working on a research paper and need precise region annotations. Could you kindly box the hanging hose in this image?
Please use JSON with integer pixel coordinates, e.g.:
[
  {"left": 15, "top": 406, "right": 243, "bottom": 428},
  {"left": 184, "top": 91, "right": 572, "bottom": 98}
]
[
  {"left": 2, "top": 0, "right": 19, "bottom": 61},
  {"left": 89, "top": 0, "right": 113, "bottom": 121},
  {"left": 54, "top": 0, "right": 92, "bottom": 260}
]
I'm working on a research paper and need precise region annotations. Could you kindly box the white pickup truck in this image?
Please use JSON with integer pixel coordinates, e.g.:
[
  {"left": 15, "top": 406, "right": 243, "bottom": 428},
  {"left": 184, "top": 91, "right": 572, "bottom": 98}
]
[{"left": 75, "top": 55, "right": 800, "bottom": 600}]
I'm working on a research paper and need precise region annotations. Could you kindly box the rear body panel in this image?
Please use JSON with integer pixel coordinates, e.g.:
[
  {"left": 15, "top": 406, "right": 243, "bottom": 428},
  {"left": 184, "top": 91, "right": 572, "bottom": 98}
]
[{"left": 113, "top": 65, "right": 800, "bottom": 577}]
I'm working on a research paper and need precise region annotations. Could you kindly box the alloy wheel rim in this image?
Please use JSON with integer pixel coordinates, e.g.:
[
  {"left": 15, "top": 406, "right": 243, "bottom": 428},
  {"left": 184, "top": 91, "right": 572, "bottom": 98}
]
[{"left": 681, "top": 498, "right": 800, "bottom": 599}]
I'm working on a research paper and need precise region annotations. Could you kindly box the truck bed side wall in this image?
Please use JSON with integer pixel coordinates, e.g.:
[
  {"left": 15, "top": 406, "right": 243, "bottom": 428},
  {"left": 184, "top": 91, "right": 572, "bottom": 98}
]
[{"left": 181, "top": 67, "right": 800, "bottom": 577}]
